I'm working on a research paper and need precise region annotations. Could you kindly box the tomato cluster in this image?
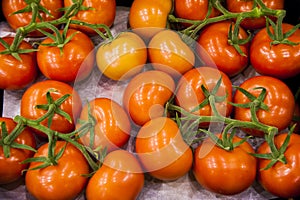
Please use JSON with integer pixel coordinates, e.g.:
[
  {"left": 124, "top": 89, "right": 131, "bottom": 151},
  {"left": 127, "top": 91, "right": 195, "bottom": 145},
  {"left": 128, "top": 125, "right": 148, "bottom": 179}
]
[{"left": 1, "top": 0, "right": 300, "bottom": 199}]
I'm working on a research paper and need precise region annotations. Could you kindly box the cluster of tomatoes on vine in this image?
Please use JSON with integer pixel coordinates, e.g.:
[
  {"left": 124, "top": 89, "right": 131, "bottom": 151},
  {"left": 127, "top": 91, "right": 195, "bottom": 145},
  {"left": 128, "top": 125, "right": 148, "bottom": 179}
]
[{"left": 1, "top": 0, "right": 300, "bottom": 200}]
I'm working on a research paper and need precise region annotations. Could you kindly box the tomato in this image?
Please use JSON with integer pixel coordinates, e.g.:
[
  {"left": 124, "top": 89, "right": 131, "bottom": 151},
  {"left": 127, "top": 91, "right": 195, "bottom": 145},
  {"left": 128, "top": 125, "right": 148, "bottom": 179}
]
[
  {"left": 135, "top": 117, "right": 193, "bottom": 181},
  {"left": 37, "top": 29, "right": 95, "bottom": 82},
  {"left": 128, "top": 0, "right": 172, "bottom": 39},
  {"left": 64, "top": 0, "right": 116, "bottom": 35},
  {"left": 233, "top": 76, "right": 295, "bottom": 137},
  {"left": 193, "top": 134, "right": 257, "bottom": 195},
  {"left": 20, "top": 80, "right": 82, "bottom": 137},
  {"left": 123, "top": 70, "right": 175, "bottom": 126},
  {"left": 226, "top": 0, "right": 284, "bottom": 30},
  {"left": 96, "top": 31, "right": 147, "bottom": 81},
  {"left": 0, "top": 117, "right": 36, "bottom": 184},
  {"left": 25, "top": 141, "right": 89, "bottom": 200},
  {"left": 257, "top": 132, "right": 300, "bottom": 198},
  {"left": 250, "top": 23, "right": 300, "bottom": 79},
  {"left": 2, "top": 0, "right": 63, "bottom": 36},
  {"left": 85, "top": 149, "right": 144, "bottom": 200},
  {"left": 175, "top": 67, "right": 233, "bottom": 127},
  {"left": 196, "top": 21, "right": 249, "bottom": 77},
  {"left": 148, "top": 29, "right": 195, "bottom": 77},
  {"left": 77, "top": 98, "right": 131, "bottom": 153},
  {"left": 0, "top": 37, "right": 37, "bottom": 90}
]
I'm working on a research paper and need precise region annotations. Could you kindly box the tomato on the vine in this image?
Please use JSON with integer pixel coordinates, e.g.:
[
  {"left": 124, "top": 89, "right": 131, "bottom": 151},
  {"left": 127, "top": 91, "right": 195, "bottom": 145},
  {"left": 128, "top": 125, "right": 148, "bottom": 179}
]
[
  {"left": 25, "top": 141, "right": 89, "bottom": 200},
  {"left": 77, "top": 98, "right": 131, "bottom": 153},
  {"left": 37, "top": 29, "right": 95, "bottom": 82},
  {"left": 20, "top": 80, "right": 82, "bottom": 138},
  {"left": 250, "top": 23, "right": 300, "bottom": 79},
  {"left": 233, "top": 75, "right": 295, "bottom": 137},
  {"left": 0, "top": 117, "right": 36, "bottom": 185},
  {"left": 0, "top": 37, "right": 37, "bottom": 90},
  {"left": 135, "top": 117, "right": 193, "bottom": 181},
  {"left": 85, "top": 149, "right": 144, "bottom": 200},
  {"left": 196, "top": 21, "right": 249, "bottom": 77}
]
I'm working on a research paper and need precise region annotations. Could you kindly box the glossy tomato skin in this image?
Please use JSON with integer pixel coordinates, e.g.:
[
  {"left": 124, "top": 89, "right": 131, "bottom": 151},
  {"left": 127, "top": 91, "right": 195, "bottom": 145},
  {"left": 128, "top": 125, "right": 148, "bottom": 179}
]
[
  {"left": 148, "top": 30, "right": 195, "bottom": 77},
  {"left": 123, "top": 70, "right": 175, "bottom": 126},
  {"left": 196, "top": 21, "right": 249, "bottom": 77},
  {"left": 37, "top": 29, "right": 95, "bottom": 82},
  {"left": 77, "top": 98, "right": 131, "bottom": 153},
  {"left": 0, "top": 117, "right": 36, "bottom": 184},
  {"left": 0, "top": 37, "right": 37, "bottom": 90},
  {"left": 250, "top": 23, "right": 300, "bottom": 79},
  {"left": 128, "top": 0, "right": 172, "bottom": 39},
  {"left": 175, "top": 67, "right": 233, "bottom": 127},
  {"left": 20, "top": 80, "right": 82, "bottom": 137},
  {"left": 257, "top": 133, "right": 300, "bottom": 198},
  {"left": 25, "top": 141, "right": 89, "bottom": 200},
  {"left": 226, "top": 0, "right": 284, "bottom": 30},
  {"left": 64, "top": 0, "right": 116, "bottom": 35},
  {"left": 96, "top": 32, "right": 147, "bottom": 81},
  {"left": 135, "top": 117, "right": 193, "bottom": 181},
  {"left": 2, "top": 0, "right": 63, "bottom": 36},
  {"left": 193, "top": 134, "right": 257, "bottom": 195},
  {"left": 233, "top": 76, "right": 295, "bottom": 137},
  {"left": 86, "top": 149, "right": 144, "bottom": 200}
]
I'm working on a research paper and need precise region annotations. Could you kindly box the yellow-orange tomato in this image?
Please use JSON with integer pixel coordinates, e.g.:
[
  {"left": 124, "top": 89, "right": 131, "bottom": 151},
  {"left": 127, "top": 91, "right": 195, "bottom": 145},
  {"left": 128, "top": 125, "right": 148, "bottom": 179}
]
[
  {"left": 128, "top": 0, "right": 172, "bottom": 40},
  {"left": 135, "top": 117, "right": 193, "bottom": 181},
  {"left": 96, "top": 32, "right": 147, "bottom": 81},
  {"left": 123, "top": 70, "right": 175, "bottom": 126},
  {"left": 148, "top": 30, "right": 195, "bottom": 77}
]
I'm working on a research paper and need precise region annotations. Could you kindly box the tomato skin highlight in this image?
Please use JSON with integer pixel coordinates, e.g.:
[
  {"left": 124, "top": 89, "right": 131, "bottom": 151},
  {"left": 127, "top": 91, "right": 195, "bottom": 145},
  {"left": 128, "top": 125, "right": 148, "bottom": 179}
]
[{"left": 85, "top": 149, "right": 144, "bottom": 200}]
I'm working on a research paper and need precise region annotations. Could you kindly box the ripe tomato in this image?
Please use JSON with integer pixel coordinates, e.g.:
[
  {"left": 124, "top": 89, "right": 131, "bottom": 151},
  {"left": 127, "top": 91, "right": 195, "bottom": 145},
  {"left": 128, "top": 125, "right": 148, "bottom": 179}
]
[
  {"left": 123, "top": 70, "right": 175, "bottom": 126},
  {"left": 175, "top": 67, "right": 233, "bottom": 127},
  {"left": 0, "top": 37, "right": 37, "bottom": 90},
  {"left": 64, "top": 0, "right": 116, "bottom": 35},
  {"left": 193, "top": 134, "right": 257, "bottom": 195},
  {"left": 25, "top": 141, "right": 89, "bottom": 200},
  {"left": 77, "top": 98, "right": 131, "bottom": 153},
  {"left": 196, "top": 21, "right": 249, "bottom": 77},
  {"left": 85, "top": 149, "right": 144, "bottom": 200},
  {"left": 135, "top": 117, "right": 193, "bottom": 181},
  {"left": 0, "top": 117, "right": 36, "bottom": 184},
  {"left": 250, "top": 23, "right": 300, "bottom": 79},
  {"left": 233, "top": 76, "right": 295, "bottom": 137},
  {"left": 37, "top": 29, "right": 95, "bottom": 82},
  {"left": 257, "top": 132, "right": 300, "bottom": 198},
  {"left": 96, "top": 31, "right": 147, "bottom": 81},
  {"left": 2, "top": 0, "right": 63, "bottom": 36},
  {"left": 226, "top": 0, "right": 284, "bottom": 30},
  {"left": 20, "top": 80, "right": 82, "bottom": 137},
  {"left": 148, "top": 29, "right": 195, "bottom": 77},
  {"left": 128, "top": 0, "right": 172, "bottom": 39}
]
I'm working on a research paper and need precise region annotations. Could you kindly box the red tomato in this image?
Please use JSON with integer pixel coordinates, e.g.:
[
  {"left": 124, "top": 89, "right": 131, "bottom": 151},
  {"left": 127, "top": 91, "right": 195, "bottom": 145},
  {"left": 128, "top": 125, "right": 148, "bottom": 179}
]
[
  {"left": 196, "top": 21, "right": 249, "bottom": 77},
  {"left": 135, "top": 117, "right": 193, "bottom": 181},
  {"left": 25, "top": 141, "right": 89, "bottom": 200},
  {"left": 20, "top": 80, "right": 82, "bottom": 137},
  {"left": 123, "top": 70, "right": 175, "bottom": 126},
  {"left": 64, "top": 0, "right": 116, "bottom": 35},
  {"left": 226, "top": 0, "right": 284, "bottom": 30},
  {"left": 175, "top": 67, "right": 233, "bottom": 127},
  {"left": 77, "top": 98, "right": 131, "bottom": 153},
  {"left": 37, "top": 29, "right": 95, "bottom": 82},
  {"left": 257, "top": 133, "right": 300, "bottom": 198},
  {"left": 0, "top": 117, "right": 36, "bottom": 184},
  {"left": 233, "top": 76, "right": 295, "bottom": 137},
  {"left": 250, "top": 23, "right": 300, "bottom": 79},
  {"left": 193, "top": 134, "right": 257, "bottom": 195},
  {"left": 0, "top": 37, "right": 37, "bottom": 90},
  {"left": 2, "top": 0, "right": 63, "bottom": 36},
  {"left": 85, "top": 149, "right": 144, "bottom": 200}
]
